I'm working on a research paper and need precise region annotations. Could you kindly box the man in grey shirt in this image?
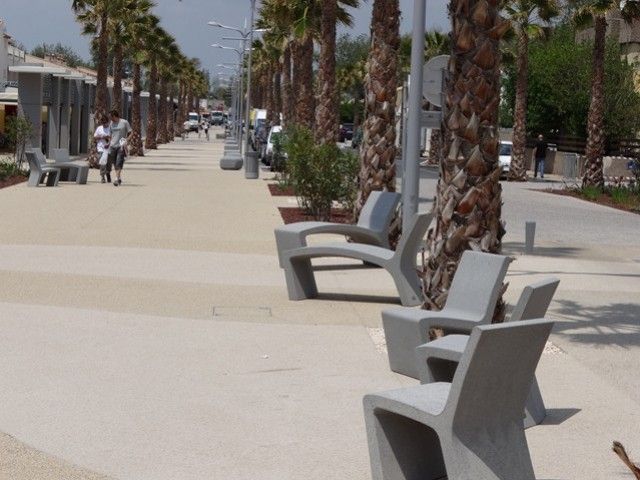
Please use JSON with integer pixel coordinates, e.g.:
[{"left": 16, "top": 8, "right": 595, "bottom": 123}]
[{"left": 108, "top": 109, "right": 133, "bottom": 186}]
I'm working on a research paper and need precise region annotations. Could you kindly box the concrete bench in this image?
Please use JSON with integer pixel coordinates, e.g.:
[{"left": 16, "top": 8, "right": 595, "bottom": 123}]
[
  {"left": 364, "top": 319, "right": 554, "bottom": 480},
  {"left": 274, "top": 191, "right": 400, "bottom": 268},
  {"left": 416, "top": 277, "right": 560, "bottom": 429},
  {"left": 280, "top": 213, "right": 432, "bottom": 307},
  {"left": 382, "top": 251, "right": 511, "bottom": 378},
  {"left": 50, "top": 148, "right": 89, "bottom": 184},
  {"left": 26, "top": 151, "right": 60, "bottom": 187}
]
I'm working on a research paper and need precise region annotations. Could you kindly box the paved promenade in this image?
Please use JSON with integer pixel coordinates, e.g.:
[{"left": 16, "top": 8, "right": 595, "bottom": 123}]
[{"left": 0, "top": 132, "right": 638, "bottom": 479}]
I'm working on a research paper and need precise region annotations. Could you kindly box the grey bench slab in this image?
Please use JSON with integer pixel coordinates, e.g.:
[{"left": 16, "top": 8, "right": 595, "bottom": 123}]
[
  {"left": 415, "top": 277, "right": 560, "bottom": 429},
  {"left": 275, "top": 191, "right": 400, "bottom": 268},
  {"left": 364, "top": 319, "right": 554, "bottom": 480},
  {"left": 39, "top": 149, "right": 89, "bottom": 184},
  {"left": 26, "top": 151, "right": 60, "bottom": 187},
  {"left": 382, "top": 251, "right": 511, "bottom": 378},
  {"left": 281, "top": 213, "right": 432, "bottom": 307}
]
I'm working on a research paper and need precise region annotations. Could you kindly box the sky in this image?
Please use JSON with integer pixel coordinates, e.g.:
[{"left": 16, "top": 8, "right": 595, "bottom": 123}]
[{"left": 1, "top": 0, "right": 450, "bottom": 76}]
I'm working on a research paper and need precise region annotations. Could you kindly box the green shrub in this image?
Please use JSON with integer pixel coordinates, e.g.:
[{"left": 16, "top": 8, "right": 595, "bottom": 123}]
[
  {"left": 610, "top": 186, "right": 632, "bottom": 205},
  {"left": 283, "top": 125, "right": 359, "bottom": 221},
  {"left": 581, "top": 185, "right": 601, "bottom": 201},
  {"left": 0, "top": 159, "right": 26, "bottom": 181}
]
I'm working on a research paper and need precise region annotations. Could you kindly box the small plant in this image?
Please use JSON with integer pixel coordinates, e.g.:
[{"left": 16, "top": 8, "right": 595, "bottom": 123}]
[
  {"left": 0, "top": 158, "right": 26, "bottom": 181},
  {"left": 4, "top": 115, "right": 33, "bottom": 167},
  {"left": 283, "top": 125, "right": 359, "bottom": 221},
  {"left": 581, "top": 185, "right": 601, "bottom": 201},
  {"left": 610, "top": 186, "right": 632, "bottom": 205}
]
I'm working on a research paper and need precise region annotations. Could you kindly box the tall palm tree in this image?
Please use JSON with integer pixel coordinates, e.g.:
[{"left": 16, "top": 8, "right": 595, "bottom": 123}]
[
  {"left": 574, "top": 1, "right": 640, "bottom": 188},
  {"left": 422, "top": 0, "right": 511, "bottom": 312},
  {"left": 72, "top": 0, "right": 111, "bottom": 165},
  {"left": 315, "top": 0, "right": 339, "bottom": 144},
  {"left": 505, "top": 0, "right": 558, "bottom": 181},
  {"left": 126, "top": 14, "right": 161, "bottom": 156},
  {"left": 354, "top": 0, "right": 401, "bottom": 220},
  {"left": 144, "top": 26, "right": 171, "bottom": 150},
  {"left": 158, "top": 43, "right": 181, "bottom": 144}
]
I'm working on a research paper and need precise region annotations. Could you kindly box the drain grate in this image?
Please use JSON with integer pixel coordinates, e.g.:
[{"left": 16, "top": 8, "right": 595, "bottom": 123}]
[{"left": 212, "top": 306, "right": 273, "bottom": 318}]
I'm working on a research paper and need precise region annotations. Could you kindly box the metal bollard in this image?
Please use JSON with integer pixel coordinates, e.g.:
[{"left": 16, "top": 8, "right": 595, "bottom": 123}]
[{"left": 525, "top": 221, "right": 536, "bottom": 254}]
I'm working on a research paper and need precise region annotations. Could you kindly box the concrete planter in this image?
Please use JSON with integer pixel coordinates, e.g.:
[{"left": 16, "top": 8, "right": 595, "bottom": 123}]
[{"left": 244, "top": 152, "right": 260, "bottom": 179}]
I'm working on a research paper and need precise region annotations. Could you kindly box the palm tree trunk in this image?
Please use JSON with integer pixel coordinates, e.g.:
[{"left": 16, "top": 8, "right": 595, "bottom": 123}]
[
  {"left": 428, "top": 129, "right": 442, "bottom": 165},
  {"left": 112, "top": 42, "right": 124, "bottom": 112},
  {"left": 129, "top": 62, "right": 144, "bottom": 156},
  {"left": 176, "top": 82, "right": 184, "bottom": 135},
  {"left": 167, "top": 92, "right": 175, "bottom": 141},
  {"left": 292, "top": 35, "right": 315, "bottom": 129},
  {"left": 508, "top": 29, "right": 529, "bottom": 181},
  {"left": 145, "top": 58, "right": 158, "bottom": 149},
  {"left": 157, "top": 78, "right": 168, "bottom": 144},
  {"left": 354, "top": 0, "right": 400, "bottom": 219},
  {"left": 274, "top": 68, "right": 282, "bottom": 125},
  {"left": 423, "top": 0, "right": 508, "bottom": 314},
  {"left": 282, "top": 44, "right": 293, "bottom": 126},
  {"left": 89, "top": 8, "right": 110, "bottom": 166},
  {"left": 583, "top": 15, "right": 607, "bottom": 188},
  {"left": 266, "top": 65, "right": 277, "bottom": 126},
  {"left": 315, "top": 0, "right": 339, "bottom": 144}
]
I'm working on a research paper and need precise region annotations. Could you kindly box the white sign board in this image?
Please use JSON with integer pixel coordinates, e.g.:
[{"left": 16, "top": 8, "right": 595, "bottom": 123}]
[{"left": 422, "top": 55, "right": 449, "bottom": 108}]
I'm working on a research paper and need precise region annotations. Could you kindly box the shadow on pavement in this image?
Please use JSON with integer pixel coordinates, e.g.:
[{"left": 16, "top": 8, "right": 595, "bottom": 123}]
[
  {"left": 502, "top": 243, "right": 584, "bottom": 258},
  {"left": 316, "top": 292, "right": 402, "bottom": 305},
  {"left": 551, "top": 299, "right": 640, "bottom": 347},
  {"left": 541, "top": 408, "right": 582, "bottom": 426}
]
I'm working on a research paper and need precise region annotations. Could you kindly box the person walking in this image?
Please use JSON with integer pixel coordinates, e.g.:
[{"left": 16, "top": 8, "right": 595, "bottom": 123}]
[
  {"left": 108, "top": 110, "right": 132, "bottom": 187},
  {"left": 182, "top": 120, "right": 190, "bottom": 140},
  {"left": 203, "top": 120, "right": 210, "bottom": 141},
  {"left": 534, "top": 134, "right": 548, "bottom": 179},
  {"left": 94, "top": 116, "right": 111, "bottom": 183}
]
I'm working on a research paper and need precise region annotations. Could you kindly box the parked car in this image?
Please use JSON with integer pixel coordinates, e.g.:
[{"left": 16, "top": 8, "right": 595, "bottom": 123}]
[
  {"left": 339, "top": 123, "right": 354, "bottom": 142},
  {"left": 210, "top": 111, "right": 225, "bottom": 126},
  {"left": 499, "top": 140, "right": 513, "bottom": 176},
  {"left": 263, "top": 125, "right": 283, "bottom": 165},
  {"left": 188, "top": 112, "right": 199, "bottom": 132}
]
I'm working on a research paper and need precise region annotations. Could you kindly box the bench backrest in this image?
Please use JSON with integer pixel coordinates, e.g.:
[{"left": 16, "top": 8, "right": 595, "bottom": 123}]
[
  {"left": 445, "top": 251, "right": 511, "bottom": 322},
  {"left": 510, "top": 278, "right": 560, "bottom": 322},
  {"left": 25, "top": 150, "right": 43, "bottom": 174},
  {"left": 357, "top": 191, "right": 401, "bottom": 234},
  {"left": 52, "top": 148, "right": 71, "bottom": 163},
  {"left": 395, "top": 213, "right": 433, "bottom": 268},
  {"left": 449, "top": 319, "right": 554, "bottom": 430}
]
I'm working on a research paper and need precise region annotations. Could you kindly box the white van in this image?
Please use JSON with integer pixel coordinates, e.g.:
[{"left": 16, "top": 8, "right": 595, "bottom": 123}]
[{"left": 188, "top": 112, "right": 199, "bottom": 132}]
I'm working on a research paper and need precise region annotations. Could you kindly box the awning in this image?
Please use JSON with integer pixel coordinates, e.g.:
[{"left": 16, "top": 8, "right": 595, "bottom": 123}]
[{"left": 9, "top": 65, "right": 69, "bottom": 75}]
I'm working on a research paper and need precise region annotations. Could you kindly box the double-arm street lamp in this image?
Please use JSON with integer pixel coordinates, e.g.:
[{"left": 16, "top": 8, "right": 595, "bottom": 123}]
[
  {"left": 208, "top": 0, "right": 263, "bottom": 164},
  {"left": 216, "top": 62, "right": 243, "bottom": 140}
]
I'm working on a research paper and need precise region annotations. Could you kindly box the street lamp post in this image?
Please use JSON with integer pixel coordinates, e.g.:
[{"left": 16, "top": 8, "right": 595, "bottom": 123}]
[
  {"left": 402, "top": 0, "right": 427, "bottom": 233},
  {"left": 208, "top": 0, "right": 263, "bottom": 166}
]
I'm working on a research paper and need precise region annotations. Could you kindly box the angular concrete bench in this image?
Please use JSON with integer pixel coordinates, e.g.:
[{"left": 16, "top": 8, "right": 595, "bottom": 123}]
[
  {"left": 280, "top": 213, "right": 432, "bottom": 306},
  {"left": 382, "top": 251, "right": 511, "bottom": 378},
  {"left": 364, "top": 319, "right": 554, "bottom": 480},
  {"left": 274, "top": 191, "right": 400, "bottom": 268},
  {"left": 416, "top": 277, "right": 560, "bottom": 428},
  {"left": 50, "top": 148, "right": 90, "bottom": 184},
  {"left": 26, "top": 150, "right": 60, "bottom": 187}
]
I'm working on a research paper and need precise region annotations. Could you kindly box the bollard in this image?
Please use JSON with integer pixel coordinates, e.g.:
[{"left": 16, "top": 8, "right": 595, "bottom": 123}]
[
  {"left": 244, "top": 151, "right": 260, "bottom": 179},
  {"left": 220, "top": 152, "right": 243, "bottom": 170},
  {"left": 525, "top": 221, "right": 536, "bottom": 254}
]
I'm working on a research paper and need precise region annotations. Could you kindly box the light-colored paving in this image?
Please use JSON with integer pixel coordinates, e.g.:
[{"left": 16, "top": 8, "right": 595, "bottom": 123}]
[{"left": 0, "top": 133, "right": 638, "bottom": 479}]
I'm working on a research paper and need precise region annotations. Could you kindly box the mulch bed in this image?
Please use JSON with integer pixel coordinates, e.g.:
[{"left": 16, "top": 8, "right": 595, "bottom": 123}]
[
  {"left": 268, "top": 183, "right": 296, "bottom": 196},
  {"left": 546, "top": 188, "right": 640, "bottom": 215},
  {"left": 0, "top": 175, "right": 27, "bottom": 189},
  {"left": 278, "top": 207, "right": 353, "bottom": 225}
]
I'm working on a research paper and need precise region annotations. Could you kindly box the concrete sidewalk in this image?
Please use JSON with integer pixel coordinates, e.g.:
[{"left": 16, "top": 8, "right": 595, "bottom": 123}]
[{"left": 0, "top": 131, "right": 638, "bottom": 479}]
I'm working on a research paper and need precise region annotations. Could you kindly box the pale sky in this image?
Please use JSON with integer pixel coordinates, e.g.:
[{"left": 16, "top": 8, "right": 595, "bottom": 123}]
[{"left": 1, "top": 0, "right": 449, "bottom": 75}]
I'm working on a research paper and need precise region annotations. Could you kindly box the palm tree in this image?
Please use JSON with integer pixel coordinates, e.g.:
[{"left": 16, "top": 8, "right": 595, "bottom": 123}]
[
  {"left": 144, "top": 26, "right": 171, "bottom": 150},
  {"left": 126, "top": 14, "right": 161, "bottom": 156},
  {"left": 72, "top": 0, "right": 111, "bottom": 165},
  {"left": 315, "top": 0, "right": 339, "bottom": 144},
  {"left": 156, "top": 40, "right": 179, "bottom": 144},
  {"left": 109, "top": 0, "right": 154, "bottom": 112},
  {"left": 574, "top": 1, "right": 640, "bottom": 188},
  {"left": 354, "top": 0, "right": 401, "bottom": 220},
  {"left": 505, "top": 0, "right": 558, "bottom": 181},
  {"left": 422, "top": 0, "right": 511, "bottom": 312}
]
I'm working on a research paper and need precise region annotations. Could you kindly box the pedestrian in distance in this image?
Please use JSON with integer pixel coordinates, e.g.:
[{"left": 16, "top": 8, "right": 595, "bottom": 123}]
[
  {"left": 534, "top": 133, "right": 548, "bottom": 179},
  {"left": 203, "top": 120, "right": 210, "bottom": 141},
  {"left": 108, "top": 110, "right": 132, "bottom": 187},
  {"left": 182, "top": 120, "right": 190, "bottom": 140},
  {"left": 94, "top": 116, "right": 111, "bottom": 184}
]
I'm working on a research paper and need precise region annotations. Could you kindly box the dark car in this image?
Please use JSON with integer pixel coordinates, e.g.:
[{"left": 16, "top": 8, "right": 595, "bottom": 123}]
[{"left": 339, "top": 123, "right": 354, "bottom": 143}]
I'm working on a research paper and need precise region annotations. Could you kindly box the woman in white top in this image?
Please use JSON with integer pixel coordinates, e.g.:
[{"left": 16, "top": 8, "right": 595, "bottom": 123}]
[{"left": 94, "top": 116, "right": 111, "bottom": 183}]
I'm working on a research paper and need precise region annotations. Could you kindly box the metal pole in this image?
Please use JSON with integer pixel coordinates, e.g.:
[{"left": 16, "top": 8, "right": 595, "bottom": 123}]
[
  {"left": 238, "top": 57, "right": 244, "bottom": 144},
  {"left": 244, "top": 0, "right": 256, "bottom": 162},
  {"left": 402, "top": 0, "right": 426, "bottom": 233}
]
